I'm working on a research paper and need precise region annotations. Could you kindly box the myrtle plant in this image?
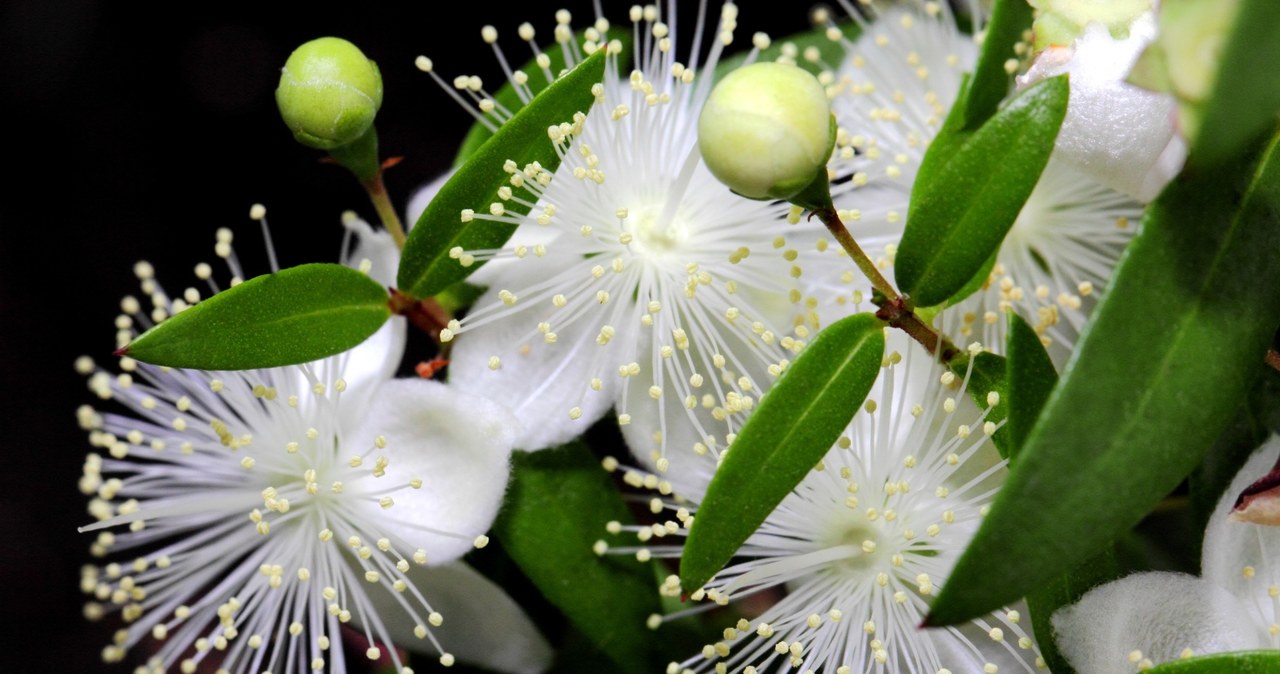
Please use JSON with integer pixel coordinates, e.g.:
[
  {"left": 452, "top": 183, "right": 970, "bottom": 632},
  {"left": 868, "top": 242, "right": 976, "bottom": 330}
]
[{"left": 75, "top": 1, "right": 1280, "bottom": 674}]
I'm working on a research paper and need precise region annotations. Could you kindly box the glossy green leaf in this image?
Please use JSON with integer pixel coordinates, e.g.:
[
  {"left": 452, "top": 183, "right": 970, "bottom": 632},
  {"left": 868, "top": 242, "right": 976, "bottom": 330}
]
[
  {"left": 1147, "top": 652, "right": 1280, "bottom": 674},
  {"left": 961, "top": 0, "right": 1034, "bottom": 128},
  {"left": 453, "top": 32, "right": 633, "bottom": 165},
  {"left": 1005, "top": 312, "right": 1058, "bottom": 454},
  {"left": 397, "top": 49, "right": 606, "bottom": 299},
  {"left": 494, "top": 443, "right": 660, "bottom": 674},
  {"left": 895, "top": 75, "right": 1068, "bottom": 308},
  {"left": 680, "top": 313, "right": 885, "bottom": 594},
  {"left": 1184, "top": 0, "right": 1280, "bottom": 167},
  {"left": 123, "top": 263, "right": 390, "bottom": 369},
  {"left": 1003, "top": 312, "right": 1107, "bottom": 674},
  {"left": 926, "top": 128, "right": 1280, "bottom": 626}
]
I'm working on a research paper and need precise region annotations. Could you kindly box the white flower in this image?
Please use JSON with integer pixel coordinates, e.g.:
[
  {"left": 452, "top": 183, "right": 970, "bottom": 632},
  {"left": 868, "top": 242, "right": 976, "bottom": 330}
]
[
  {"left": 1050, "top": 435, "right": 1280, "bottom": 673},
  {"left": 610, "top": 335, "right": 1043, "bottom": 673},
  {"left": 432, "top": 4, "right": 850, "bottom": 458},
  {"left": 74, "top": 222, "right": 550, "bottom": 674},
  {"left": 1019, "top": 11, "right": 1186, "bottom": 203},
  {"left": 821, "top": 0, "right": 1143, "bottom": 359}
]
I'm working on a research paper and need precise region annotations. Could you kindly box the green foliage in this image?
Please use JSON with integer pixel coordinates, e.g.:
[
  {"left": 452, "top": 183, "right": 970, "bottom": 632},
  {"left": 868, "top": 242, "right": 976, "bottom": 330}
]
[
  {"left": 679, "top": 313, "right": 885, "bottom": 594},
  {"left": 453, "top": 32, "right": 633, "bottom": 164},
  {"left": 396, "top": 49, "right": 606, "bottom": 299},
  {"left": 1004, "top": 312, "right": 1058, "bottom": 454},
  {"left": 1146, "top": 652, "right": 1280, "bottom": 674},
  {"left": 895, "top": 76, "right": 1069, "bottom": 307},
  {"left": 494, "top": 443, "right": 661, "bottom": 674},
  {"left": 962, "top": 0, "right": 1034, "bottom": 129},
  {"left": 123, "top": 264, "right": 390, "bottom": 370},
  {"left": 926, "top": 129, "right": 1280, "bottom": 626}
]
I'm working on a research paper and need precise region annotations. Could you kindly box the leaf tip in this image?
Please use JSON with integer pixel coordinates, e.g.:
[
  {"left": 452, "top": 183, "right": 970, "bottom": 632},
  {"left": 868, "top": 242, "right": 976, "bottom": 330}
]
[{"left": 113, "top": 344, "right": 130, "bottom": 358}]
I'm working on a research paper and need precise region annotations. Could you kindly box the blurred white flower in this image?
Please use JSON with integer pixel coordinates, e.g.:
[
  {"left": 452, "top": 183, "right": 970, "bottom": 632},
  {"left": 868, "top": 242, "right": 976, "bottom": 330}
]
[
  {"left": 1019, "top": 11, "right": 1186, "bottom": 203},
  {"left": 1051, "top": 435, "right": 1280, "bottom": 673},
  {"left": 426, "top": 3, "right": 851, "bottom": 462},
  {"left": 74, "top": 220, "right": 550, "bottom": 674},
  {"left": 608, "top": 335, "right": 1043, "bottom": 673},
  {"left": 819, "top": 0, "right": 1142, "bottom": 360}
]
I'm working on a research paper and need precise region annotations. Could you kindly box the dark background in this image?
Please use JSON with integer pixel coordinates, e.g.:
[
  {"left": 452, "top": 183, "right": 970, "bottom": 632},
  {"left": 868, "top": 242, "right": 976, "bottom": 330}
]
[{"left": 0, "top": 1, "right": 811, "bottom": 671}]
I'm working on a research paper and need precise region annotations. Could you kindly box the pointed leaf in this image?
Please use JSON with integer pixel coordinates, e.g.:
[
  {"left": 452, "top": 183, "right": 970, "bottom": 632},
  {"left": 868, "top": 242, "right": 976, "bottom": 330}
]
[
  {"left": 397, "top": 49, "right": 606, "bottom": 300},
  {"left": 961, "top": 0, "right": 1034, "bottom": 128},
  {"left": 1147, "top": 652, "right": 1280, "bottom": 674},
  {"left": 680, "top": 313, "right": 885, "bottom": 593},
  {"left": 454, "top": 32, "right": 633, "bottom": 165},
  {"left": 123, "top": 263, "right": 390, "bottom": 369},
  {"left": 926, "top": 128, "right": 1280, "bottom": 626},
  {"left": 1005, "top": 312, "right": 1058, "bottom": 454},
  {"left": 895, "top": 75, "right": 1068, "bottom": 307},
  {"left": 494, "top": 443, "right": 660, "bottom": 674}
]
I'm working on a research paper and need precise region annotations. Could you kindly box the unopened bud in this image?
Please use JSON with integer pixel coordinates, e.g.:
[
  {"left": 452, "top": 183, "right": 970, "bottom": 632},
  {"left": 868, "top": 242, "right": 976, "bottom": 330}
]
[
  {"left": 698, "top": 62, "right": 834, "bottom": 201},
  {"left": 276, "top": 37, "right": 383, "bottom": 150}
]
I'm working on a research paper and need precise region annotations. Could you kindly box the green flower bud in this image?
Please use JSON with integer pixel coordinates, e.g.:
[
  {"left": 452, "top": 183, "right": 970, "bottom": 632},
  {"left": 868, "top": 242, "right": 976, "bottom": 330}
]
[
  {"left": 276, "top": 37, "right": 383, "bottom": 150},
  {"left": 698, "top": 62, "right": 834, "bottom": 201}
]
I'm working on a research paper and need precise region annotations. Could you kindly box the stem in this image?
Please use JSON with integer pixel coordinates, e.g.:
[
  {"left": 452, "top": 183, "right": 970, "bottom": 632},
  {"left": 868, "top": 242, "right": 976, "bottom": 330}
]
[
  {"left": 813, "top": 207, "right": 900, "bottom": 302},
  {"left": 388, "top": 289, "right": 450, "bottom": 345},
  {"left": 363, "top": 172, "right": 407, "bottom": 249},
  {"left": 812, "top": 206, "right": 961, "bottom": 363}
]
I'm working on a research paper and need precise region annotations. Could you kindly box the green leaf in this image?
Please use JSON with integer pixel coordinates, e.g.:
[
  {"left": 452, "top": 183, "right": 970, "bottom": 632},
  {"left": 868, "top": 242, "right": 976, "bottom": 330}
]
[
  {"left": 961, "top": 0, "right": 1034, "bottom": 129},
  {"left": 1146, "top": 652, "right": 1280, "bottom": 674},
  {"left": 925, "top": 128, "right": 1280, "bottom": 626},
  {"left": 397, "top": 49, "right": 606, "bottom": 300},
  {"left": 1005, "top": 312, "right": 1058, "bottom": 455},
  {"left": 896, "top": 75, "right": 1068, "bottom": 308},
  {"left": 1183, "top": 0, "right": 1280, "bottom": 167},
  {"left": 123, "top": 263, "right": 390, "bottom": 369},
  {"left": 680, "top": 313, "right": 885, "bottom": 594},
  {"left": 453, "top": 32, "right": 633, "bottom": 165},
  {"left": 494, "top": 443, "right": 660, "bottom": 674}
]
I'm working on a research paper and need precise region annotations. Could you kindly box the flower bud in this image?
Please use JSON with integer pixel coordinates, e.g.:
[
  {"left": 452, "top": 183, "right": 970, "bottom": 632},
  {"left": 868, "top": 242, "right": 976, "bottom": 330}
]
[
  {"left": 276, "top": 37, "right": 383, "bottom": 150},
  {"left": 698, "top": 62, "right": 834, "bottom": 201}
]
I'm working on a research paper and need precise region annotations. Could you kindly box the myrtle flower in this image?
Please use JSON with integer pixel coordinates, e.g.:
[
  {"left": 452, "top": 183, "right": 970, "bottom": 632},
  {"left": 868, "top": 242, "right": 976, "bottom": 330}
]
[
  {"left": 74, "top": 219, "right": 548, "bottom": 674},
  {"left": 606, "top": 335, "right": 1043, "bottom": 673},
  {"left": 1020, "top": 9, "right": 1186, "bottom": 204},
  {"left": 429, "top": 2, "right": 852, "bottom": 460},
  {"left": 1051, "top": 435, "right": 1280, "bottom": 672},
  {"left": 818, "top": 0, "right": 1142, "bottom": 358}
]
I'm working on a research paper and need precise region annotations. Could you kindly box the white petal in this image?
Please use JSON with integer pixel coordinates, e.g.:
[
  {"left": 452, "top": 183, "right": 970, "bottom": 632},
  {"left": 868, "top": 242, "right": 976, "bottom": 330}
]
[
  {"left": 343, "top": 214, "right": 401, "bottom": 289},
  {"left": 348, "top": 378, "right": 516, "bottom": 562},
  {"left": 1020, "top": 15, "right": 1185, "bottom": 203},
  {"left": 1052, "top": 571, "right": 1267, "bottom": 673},
  {"left": 373, "top": 561, "right": 554, "bottom": 674},
  {"left": 1202, "top": 434, "right": 1280, "bottom": 634},
  {"left": 450, "top": 281, "right": 620, "bottom": 451}
]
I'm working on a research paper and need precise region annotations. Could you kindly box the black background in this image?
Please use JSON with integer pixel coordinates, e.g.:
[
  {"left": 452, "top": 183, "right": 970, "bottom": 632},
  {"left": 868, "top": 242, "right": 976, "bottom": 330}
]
[{"left": 0, "top": 1, "right": 811, "bottom": 671}]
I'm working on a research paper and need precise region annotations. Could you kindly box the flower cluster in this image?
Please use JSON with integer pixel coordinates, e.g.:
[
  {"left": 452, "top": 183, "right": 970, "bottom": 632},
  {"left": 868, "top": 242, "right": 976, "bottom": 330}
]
[
  {"left": 74, "top": 221, "right": 547, "bottom": 674},
  {"left": 70, "top": 0, "right": 1272, "bottom": 673}
]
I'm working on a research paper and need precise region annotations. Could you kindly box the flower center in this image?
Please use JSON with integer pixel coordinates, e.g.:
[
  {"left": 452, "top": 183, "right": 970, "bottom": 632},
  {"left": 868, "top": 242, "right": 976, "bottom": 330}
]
[{"left": 627, "top": 203, "right": 689, "bottom": 258}]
